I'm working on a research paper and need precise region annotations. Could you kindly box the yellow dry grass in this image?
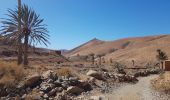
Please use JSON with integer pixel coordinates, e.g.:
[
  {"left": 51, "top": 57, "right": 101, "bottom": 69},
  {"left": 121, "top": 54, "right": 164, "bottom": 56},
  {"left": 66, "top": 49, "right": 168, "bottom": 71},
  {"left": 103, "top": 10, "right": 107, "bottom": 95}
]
[
  {"left": 57, "top": 67, "right": 73, "bottom": 77},
  {"left": 0, "top": 60, "right": 24, "bottom": 88},
  {"left": 152, "top": 72, "right": 170, "bottom": 92}
]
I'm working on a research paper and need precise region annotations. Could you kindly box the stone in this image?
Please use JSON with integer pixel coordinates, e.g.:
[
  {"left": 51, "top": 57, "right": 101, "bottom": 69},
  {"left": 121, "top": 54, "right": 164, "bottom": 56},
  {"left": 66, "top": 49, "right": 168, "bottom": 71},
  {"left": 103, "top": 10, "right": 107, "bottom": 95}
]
[
  {"left": 21, "top": 94, "right": 27, "bottom": 99},
  {"left": 69, "top": 77, "right": 79, "bottom": 81},
  {"left": 78, "top": 80, "right": 92, "bottom": 91},
  {"left": 66, "top": 86, "right": 84, "bottom": 94},
  {"left": 26, "top": 94, "right": 43, "bottom": 100},
  {"left": 90, "top": 95, "right": 105, "bottom": 100},
  {"left": 86, "top": 70, "right": 104, "bottom": 80},
  {"left": 24, "top": 73, "right": 41, "bottom": 87},
  {"left": 43, "top": 94, "right": 48, "bottom": 99},
  {"left": 54, "top": 80, "right": 62, "bottom": 87},
  {"left": 54, "top": 93, "right": 65, "bottom": 100},
  {"left": 48, "top": 87, "right": 60, "bottom": 97},
  {"left": 42, "top": 70, "right": 57, "bottom": 80},
  {"left": 40, "top": 82, "right": 55, "bottom": 93}
]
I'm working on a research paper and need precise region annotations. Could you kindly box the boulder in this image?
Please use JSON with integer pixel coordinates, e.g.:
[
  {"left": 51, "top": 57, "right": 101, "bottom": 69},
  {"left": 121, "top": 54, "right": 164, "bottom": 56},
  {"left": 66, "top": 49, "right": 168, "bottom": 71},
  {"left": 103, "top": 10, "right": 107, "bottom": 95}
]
[
  {"left": 43, "top": 94, "right": 48, "bottom": 99},
  {"left": 25, "top": 94, "right": 43, "bottom": 100},
  {"left": 42, "top": 70, "right": 57, "bottom": 80},
  {"left": 48, "top": 87, "right": 63, "bottom": 97},
  {"left": 90, "top": 95, "right": 105, "bottom": 100},
  {"left": 124, "top": 75, "right": 138, "bottom": 83},
  {"left": 86, "top": 70, "right": 104, "bottom": 80},
  {"left": 54, "top": 80, "right": 62, "bottom": 87},
  {"left": 66, "top": 86, "right": 84, "bottom": 94},
  {"left": 54, "top": 92, "right": 67, "bottom": 100},
  {"left": 40, "top": 82, "right": 55, "bottom": 93},
  {"left": 24, "top": 73, "right": 41, "bottom": 87},
  {"left": 78, "top": 80, "right": 92, "bottom": 91}
]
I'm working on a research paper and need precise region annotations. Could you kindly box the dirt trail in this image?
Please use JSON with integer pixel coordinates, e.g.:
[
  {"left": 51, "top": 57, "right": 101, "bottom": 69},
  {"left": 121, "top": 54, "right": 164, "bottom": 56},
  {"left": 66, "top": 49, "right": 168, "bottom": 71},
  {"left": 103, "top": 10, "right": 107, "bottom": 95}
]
[{"left": 104, "top": 75, "right": 169, "bottom": 100}]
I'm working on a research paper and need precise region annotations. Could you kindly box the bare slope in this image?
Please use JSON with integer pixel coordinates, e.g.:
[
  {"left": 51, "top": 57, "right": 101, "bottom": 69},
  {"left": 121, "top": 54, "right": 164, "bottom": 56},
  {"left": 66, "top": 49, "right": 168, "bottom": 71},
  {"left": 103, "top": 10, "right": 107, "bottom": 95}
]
[{"left": 65, "top": 35, "right": 170, "bottom": 66}]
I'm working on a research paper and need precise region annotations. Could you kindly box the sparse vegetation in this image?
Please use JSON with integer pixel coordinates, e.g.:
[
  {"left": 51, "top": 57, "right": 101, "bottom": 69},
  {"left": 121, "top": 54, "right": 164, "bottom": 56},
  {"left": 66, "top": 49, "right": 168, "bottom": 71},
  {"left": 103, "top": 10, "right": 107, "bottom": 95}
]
[
  {"left": 156, "top": 49, "right": 168, "bottom": 69},
  {"left": 57, "top": 67, "right": 73, "bottom": 77},
  {"left": 0, "top": 61, "right": 24, "bottom": 88},
  {"left": 97, "top": 53, "right": 105, "bottom": 65},
  {"left": 109, "top": 48, "right": 118, "bottom": 53},
  {"left": 114, "top": 62, "right": 126, "bottom": 74},
  {"left": 89, "top": 53, "right": 95, "bottom": 65},
  {"left": 152, "top": 72, "right": 170, "bottom": 93},
  {"left": 122, "top": 41, "right": 131, "bottom": 49}
]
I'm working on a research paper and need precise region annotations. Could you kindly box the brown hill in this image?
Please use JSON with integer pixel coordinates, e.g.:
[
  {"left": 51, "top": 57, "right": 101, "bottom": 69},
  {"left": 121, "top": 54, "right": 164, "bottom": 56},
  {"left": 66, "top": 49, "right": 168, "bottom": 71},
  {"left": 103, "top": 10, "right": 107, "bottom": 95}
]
[{"left": 65, "top": 35, "right": 170, "bottom": 67}]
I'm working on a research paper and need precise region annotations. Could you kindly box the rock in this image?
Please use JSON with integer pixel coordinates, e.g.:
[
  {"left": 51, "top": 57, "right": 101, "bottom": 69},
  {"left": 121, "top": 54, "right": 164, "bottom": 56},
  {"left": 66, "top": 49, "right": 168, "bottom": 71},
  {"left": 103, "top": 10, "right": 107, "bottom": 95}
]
[
  {"left": 21, "top": 94, "right": 27, "bottom": 99},
  {"left": 140, "top": 71, "right": 149, "bottom": 76},
  {"left": 0, "top": 87, "right": 7, "bottom": 97},
  {"left": 124, "top": 75, "right": 138, "bottom": 83},
  {"left": 43, "top": 94, "right": 48, "bottom": 99},
  {"left": 86, "top": 70, "right": 104, "bottom": 80},
  {"left": 78, "top": 80, "right": 92, "bottom": 91},
  {"left": 61, "top": 81, "right": 69, "bottom": 89},
  {"left": 40, "top": 82, "right": 55, "bottom": 93},
  {"left": 42, "top": 70, "right": 57, "bottom": 80},
  {"left": 90, "top": 95, "right": 105, "bottom": 100},
  {"left": 68, "top": 77, "right": 80, "bottom": 86},
  {"left": 149, "top": 69, "right": 160, "bottom": 74},
  {"left": 25, "top": 94, "right": 43, "bottom": 100},
  {"left": 24, "top": 73, "right": 41, "bottom": 87},
  {"left": 69, "top": 77, "right": 79, "bottom": 81},
  {"left": 47, "top": 79, "right": 54, "bottom": 83},
  {"left": 54, "top": 80, "right": 62, "bottom": 87},
  {"left": 66, "top": 86, "right": 84, "bottom": 94},
  {"left": 54, "top": 92, "right": 66, "bottom": 100},
  {"left": 48, "top": 87, "right": 63, "bottom": 97},
  {"left": 88, "top": 77, "right": 95, "bottom": 83}
]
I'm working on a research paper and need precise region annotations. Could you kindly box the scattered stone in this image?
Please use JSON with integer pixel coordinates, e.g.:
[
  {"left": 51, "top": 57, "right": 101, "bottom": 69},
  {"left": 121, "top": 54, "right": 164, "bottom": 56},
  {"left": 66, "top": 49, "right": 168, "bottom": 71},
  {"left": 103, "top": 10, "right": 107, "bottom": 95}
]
[
  {"left": 40, "top": 82, "right": 55, "bottom": 93},
  {"left": 86, "top": 70, "right": 104, "bottom": 80},
  {"left": 66, "top": 86, "right": 84, "bottom": 94},
  {"left": 24, "top": 73, "right": 41, "bottom": 87},
  {"left": 90, "top": 95, "right": 105, "bottom": 100},
  {"left": 43, "top": 94, "right": 48, "bottom": 99},
  {"left": 42, "top": 70, "right": 58, "bottom": 80},
  {"left": 48, "top": 87, "right": 63, "bottom": 97}
]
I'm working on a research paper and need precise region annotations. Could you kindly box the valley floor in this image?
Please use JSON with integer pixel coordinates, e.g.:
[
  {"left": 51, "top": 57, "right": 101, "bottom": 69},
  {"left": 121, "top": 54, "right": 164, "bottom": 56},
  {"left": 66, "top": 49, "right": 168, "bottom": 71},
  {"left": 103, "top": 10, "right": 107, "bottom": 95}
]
[{"left": 90, "top": 75, "right": 170, "bottom": 100}]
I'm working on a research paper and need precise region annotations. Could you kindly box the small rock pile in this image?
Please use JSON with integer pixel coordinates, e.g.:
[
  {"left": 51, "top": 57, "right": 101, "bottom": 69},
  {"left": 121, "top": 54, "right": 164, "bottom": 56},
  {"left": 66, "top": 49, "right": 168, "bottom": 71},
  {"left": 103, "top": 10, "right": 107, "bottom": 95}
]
[{"left": 0, "top": 70, "right": 92, "bottom": 100}]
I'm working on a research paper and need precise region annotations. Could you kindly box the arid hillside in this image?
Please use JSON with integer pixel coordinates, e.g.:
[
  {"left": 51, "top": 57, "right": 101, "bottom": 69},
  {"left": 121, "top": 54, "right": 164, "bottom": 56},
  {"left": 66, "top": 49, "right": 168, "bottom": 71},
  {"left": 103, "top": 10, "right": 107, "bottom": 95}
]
[
  {"left": 65, "top": 35, "right": 170, "bottom": 66},
  {"left": 0, "top": 37, "right": 68, "bottom": 64}
]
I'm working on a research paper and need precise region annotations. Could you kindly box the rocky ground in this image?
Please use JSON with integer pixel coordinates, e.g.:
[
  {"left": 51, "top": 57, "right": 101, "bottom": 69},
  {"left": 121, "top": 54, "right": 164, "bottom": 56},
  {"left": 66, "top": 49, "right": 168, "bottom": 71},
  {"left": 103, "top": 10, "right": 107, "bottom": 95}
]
[{"left": 0, "top": 62, "right": 162, "bottom": 100}]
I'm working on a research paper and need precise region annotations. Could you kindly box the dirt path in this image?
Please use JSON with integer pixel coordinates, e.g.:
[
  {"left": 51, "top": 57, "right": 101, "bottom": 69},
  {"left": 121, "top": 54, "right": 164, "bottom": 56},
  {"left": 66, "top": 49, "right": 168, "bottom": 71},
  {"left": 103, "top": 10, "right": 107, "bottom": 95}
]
[{"left": 104, "top": 75, "right": 169, "bottom": 100}]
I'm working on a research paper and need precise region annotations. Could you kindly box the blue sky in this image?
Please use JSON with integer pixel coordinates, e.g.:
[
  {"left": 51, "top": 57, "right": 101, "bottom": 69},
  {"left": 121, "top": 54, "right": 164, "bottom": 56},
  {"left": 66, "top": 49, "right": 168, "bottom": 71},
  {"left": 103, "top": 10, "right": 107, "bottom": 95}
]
[{"left": 0, "top": 0, "right": 170, "bottom": 50}]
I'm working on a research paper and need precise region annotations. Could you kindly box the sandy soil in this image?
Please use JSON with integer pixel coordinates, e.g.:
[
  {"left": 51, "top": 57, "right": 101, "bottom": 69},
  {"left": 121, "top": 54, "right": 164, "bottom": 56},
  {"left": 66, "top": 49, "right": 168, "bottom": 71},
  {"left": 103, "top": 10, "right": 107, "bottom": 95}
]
[
  {"left": 99, "top": 75, "right": 170, "bottom": 100},
  {"left": 106, "top": 75, "right": 170, "bottom": 100}
]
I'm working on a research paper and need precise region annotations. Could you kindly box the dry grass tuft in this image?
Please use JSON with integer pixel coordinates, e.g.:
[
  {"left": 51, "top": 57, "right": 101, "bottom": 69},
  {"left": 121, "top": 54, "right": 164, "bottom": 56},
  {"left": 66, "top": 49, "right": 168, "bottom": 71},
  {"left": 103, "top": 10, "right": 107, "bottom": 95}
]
[
  {"left": 0, "top": 60, "right": 24, "bottom": 88},
  {"left": 57, "top": 67, "right": 73, "bottom": 77},
  {"left": 151, "top": 72, "right": 170, "bottom": 92}
]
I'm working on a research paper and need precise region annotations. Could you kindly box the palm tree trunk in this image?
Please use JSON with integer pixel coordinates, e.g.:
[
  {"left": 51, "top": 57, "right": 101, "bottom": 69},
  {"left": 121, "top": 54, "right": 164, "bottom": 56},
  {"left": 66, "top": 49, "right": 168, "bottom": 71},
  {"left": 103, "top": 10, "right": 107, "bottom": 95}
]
[
  {"left": 17, "top": 0, "right": 23, "bottom": 65},
  {"left": 99, "top": 57, "right": 101, "bottom": 65},
  {"left": 24, "top": 35, "right": 29, "bottom": 65}
]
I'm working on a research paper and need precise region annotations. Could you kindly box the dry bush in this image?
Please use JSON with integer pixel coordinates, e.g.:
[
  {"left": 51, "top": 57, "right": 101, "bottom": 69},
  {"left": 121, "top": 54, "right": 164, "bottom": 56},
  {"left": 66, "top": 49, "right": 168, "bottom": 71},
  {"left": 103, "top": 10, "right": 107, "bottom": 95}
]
[
  {"left": 0, "top": 60, "right": 24, "bottom": 88},
  {"left": 152, "top": 72, "right": 170, "bottom": 92},
  {"left": 57, "top": 67, "right": 74, "bottom": 77}
]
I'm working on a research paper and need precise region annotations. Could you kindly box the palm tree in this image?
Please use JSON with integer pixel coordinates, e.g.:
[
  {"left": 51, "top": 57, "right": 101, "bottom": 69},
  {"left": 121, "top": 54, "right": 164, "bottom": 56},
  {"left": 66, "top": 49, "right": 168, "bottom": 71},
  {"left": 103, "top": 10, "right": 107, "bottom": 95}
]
[
  {"left": 156, "top": 49, "right": 168, "bottom": 69},
  {"left": 0, "top": 4, "right": 50, "bottom": 65},
  {"left": 18, "top": 0, "right": 23, "bottom": 65}
]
